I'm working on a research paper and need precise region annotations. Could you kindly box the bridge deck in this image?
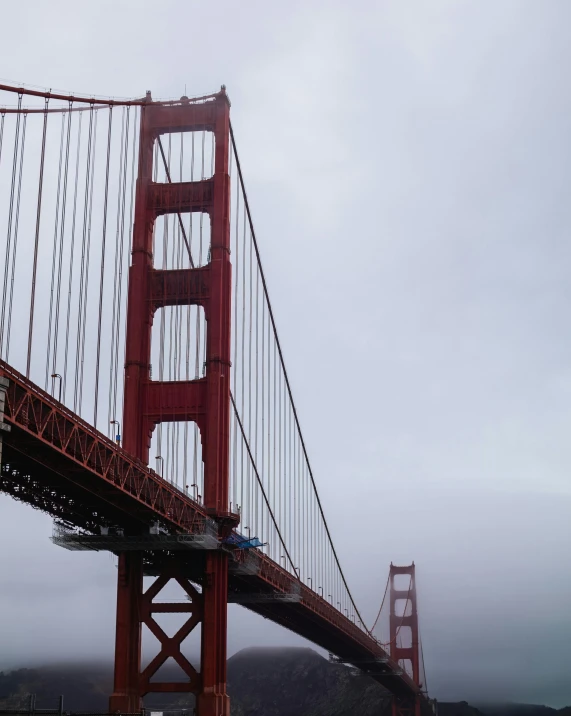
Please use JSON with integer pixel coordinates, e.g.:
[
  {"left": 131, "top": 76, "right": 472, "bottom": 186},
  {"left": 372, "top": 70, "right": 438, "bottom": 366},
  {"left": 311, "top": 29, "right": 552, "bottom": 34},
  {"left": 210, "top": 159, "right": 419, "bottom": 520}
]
[{"left": 0, "top": 359, "right": 422, "bottom": 701}]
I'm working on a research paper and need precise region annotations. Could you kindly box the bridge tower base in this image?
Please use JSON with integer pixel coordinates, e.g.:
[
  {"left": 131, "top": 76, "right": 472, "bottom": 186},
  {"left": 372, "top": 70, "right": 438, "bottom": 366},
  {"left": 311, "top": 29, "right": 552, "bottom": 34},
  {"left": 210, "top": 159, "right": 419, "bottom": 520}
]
[
  {"left": 109, "top": 552, "right": 143, "bottom": 714},
  {"left": 109, "top": 552, "right": 230, "bottom": 716},
  {"left": 109, "top": 90, "right": 232, "bottom": 716}
]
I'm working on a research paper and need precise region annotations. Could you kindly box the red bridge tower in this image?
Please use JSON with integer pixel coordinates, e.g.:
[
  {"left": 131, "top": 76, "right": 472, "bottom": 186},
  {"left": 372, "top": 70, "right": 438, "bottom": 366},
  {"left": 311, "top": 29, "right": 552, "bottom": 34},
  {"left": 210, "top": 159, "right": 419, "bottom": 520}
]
[
  {"left": 390, "top": 563, "right": 421, "bottom": 716},
  {"left": 109, "top": 89, "right": 232, "bottom": 716}
]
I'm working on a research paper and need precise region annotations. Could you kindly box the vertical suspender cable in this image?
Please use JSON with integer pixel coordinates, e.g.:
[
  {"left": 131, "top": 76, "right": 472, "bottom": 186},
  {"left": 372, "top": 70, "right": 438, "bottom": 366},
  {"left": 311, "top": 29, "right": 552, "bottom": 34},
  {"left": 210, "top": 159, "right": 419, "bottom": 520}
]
[
  {"left": 272, "top": 334, "right": 277, "bottom": 560},
  {"left": 108, "top": 106, "right": 129, "bottom": 431},
  {"left": 45, "top": 112, "right": 66, "bottom": 390},
  {"left": 5, "top": 112, "right": 28, "bottom": 361},
  {"left": 77, "top": 108, "right": 98, "bottom": 414},
  {"left": 266, "top": 308, "right": 271, "bottom": 546},
  {"left": 73, "top": 108, "right": 92, "bottom": 409},
  {"left": 254, "top": 260, "right": 260, "bottom": 536},
  {"left": 240, "top": 203, "right": 246, "bottom": 515},
  {"left": 1, "top": 93, "right": 23, "bottom": 358},
  {"left": 113, "top": 106, "right": 132, "bottom": 419},
  {"left": 107, "top": 106, "right": 126, "bottom": 430},
  {"left": 248, "top": 223, "right": 253, "bottom": 526},
  {"left": 0, "top": 113, "right": 5, "bottom": 168},
  {"left": 261, "top": 292, "right": 265, "bottom": 542},
  {"left": 233, "top": 155, "right": 240, "bottom": 509},
  {"left": 191, "top": 131, "right": 200, "bottom": 489},
  {"left": 93, "top": 106, "right": 113, "bottom": 428},
  {"left": 27, "top": 98, "right": 49, "bottom": 377},
  {"left": 120, "top": 106, "right": 139, "bottom": 423},
  {"left": 74, "top": 106, "right": 96, "bottom": 412},
  {"left": 165, "top": 135, "right": 173, "bottom": 479},
  {"left": 182, "top": 132, "right": 190, "bottom": 488},
  {"left": 50, "top": 104, "right": 73, "bottom": 382},
  {"left": 156, "top": 136, "right": 169, "bottom": 473},
  {"left": 173, "top": 130, "right": 185, "bottom": 485},
  {"left": 62, "top": 110, "right": 84, "bottom": 400}
]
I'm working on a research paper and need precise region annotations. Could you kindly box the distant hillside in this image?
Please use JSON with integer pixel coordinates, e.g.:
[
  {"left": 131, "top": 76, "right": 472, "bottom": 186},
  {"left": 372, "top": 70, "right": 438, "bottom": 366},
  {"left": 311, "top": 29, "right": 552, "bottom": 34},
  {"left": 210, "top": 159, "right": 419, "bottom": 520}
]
[
  {"left": 438, "top": 704, "right": 486, "bottom": 716},
  {"left": 227, "top": 647, "right": 391, "bottom": 716},
  {"left": 0, "top": 648, "right": 569, "bottom": 716},
  {"left": 0, "top": 663, "right": 112, "bottom": 711},
  {"left": 478, "top": 706, "right": 571, "bottom": 716}
]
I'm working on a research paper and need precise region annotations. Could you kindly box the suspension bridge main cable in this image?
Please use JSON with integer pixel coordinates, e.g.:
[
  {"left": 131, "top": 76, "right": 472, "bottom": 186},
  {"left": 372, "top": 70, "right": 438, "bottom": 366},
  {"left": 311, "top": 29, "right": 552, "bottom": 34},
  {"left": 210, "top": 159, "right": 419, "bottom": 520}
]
[
  {"left": 229, "top": 122, "right": 371, "bottom": 633},
  {"left": 419, "top": 629, "right": 428, "bottom": 691},
  {"left": 370, "top": 572, "right": 390, "bottom": 634},
  {"left": 230, "top": 392, "right": 296, "bottom": 573},
  {"left": 0, "top": 82, "right": 219, "bottom": 107}
]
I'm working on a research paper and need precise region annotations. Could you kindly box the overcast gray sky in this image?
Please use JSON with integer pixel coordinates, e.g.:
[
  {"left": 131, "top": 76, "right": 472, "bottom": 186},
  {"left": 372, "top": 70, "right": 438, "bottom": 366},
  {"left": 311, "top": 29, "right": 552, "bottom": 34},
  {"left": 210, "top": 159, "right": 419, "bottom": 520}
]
[{"left": 0, "top": 0, "right": 570, "bottom": 708}]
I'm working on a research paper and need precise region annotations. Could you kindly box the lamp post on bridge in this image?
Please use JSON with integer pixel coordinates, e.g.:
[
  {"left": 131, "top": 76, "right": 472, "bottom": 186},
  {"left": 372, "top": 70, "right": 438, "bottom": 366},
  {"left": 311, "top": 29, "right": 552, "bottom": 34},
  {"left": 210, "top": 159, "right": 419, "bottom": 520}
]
[
  {"left": 50, "top": 373, "right": 62, "bottom": 403},
  {"left": 110, "top": 420, "right": 121, "bottom": 446},
  {"left": 155, "top": 455, "right": 164, "bottom": 476}
]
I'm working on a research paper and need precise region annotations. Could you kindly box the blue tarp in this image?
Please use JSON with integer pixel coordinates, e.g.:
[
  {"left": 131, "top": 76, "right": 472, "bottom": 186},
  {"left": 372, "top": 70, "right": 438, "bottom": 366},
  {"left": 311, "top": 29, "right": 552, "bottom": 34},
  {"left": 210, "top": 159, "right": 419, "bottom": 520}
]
[{"left": 223, "top": 532, "right": 265, "bottom": 549}]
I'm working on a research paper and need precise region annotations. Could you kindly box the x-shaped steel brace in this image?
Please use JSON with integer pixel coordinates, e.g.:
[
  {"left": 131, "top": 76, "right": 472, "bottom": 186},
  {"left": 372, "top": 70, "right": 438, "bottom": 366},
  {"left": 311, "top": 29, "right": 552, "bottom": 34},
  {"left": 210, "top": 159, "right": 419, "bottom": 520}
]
[{"left": 139, "top": 562, "right": 203, "bottom": 694}]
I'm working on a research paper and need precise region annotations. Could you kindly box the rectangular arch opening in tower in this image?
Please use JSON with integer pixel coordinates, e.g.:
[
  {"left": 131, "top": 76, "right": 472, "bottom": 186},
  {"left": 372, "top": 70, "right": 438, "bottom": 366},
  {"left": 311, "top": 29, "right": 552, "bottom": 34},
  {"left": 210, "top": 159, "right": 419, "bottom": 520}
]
[
  {"left": 153, "top": 211, "right": 212, "bottom": 270},
  {"left": 394, "top": 598, "right": 413, "bottom": 618},
  {"left": 149, "top": 303, "right": 207, "bottom": 497},
  {"left": 149, "top": 419, "right": 204, "bottom": 499},
  {"left": 152, "top": 130, "right": 215, "bottom": 185},
  {"left": 150, "top": 304, "right": 207, "bottom": 384}
]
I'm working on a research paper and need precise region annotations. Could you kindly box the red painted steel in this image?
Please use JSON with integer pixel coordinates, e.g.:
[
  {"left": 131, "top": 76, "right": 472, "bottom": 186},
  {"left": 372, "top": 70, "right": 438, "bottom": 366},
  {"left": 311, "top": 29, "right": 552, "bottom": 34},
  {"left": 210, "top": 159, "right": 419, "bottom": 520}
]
[
  {"left": 139, "top": 562, "right": 203, "bottom": 694},
  {"left": 390, "top": 563, "right": 421, "bottom": 716},
  {"left": 150, "top": 265, "right": 210, "bottom": 309},
  {"left": 110, "top": 90, "right": 232, "bottom": 716},
  {"left": 0, "top": 358, "right": 208, "bottom": 533},
  {"left": 145, "top": 380, "right": 207, "bottom": 425}
]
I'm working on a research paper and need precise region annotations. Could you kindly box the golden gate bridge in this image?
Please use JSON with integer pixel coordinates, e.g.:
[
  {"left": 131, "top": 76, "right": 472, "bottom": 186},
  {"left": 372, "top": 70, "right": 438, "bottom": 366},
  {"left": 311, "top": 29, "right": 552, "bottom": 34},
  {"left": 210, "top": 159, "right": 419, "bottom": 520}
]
[{"left": 0, "top": 83, "right": 431, "bottom": 716}]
